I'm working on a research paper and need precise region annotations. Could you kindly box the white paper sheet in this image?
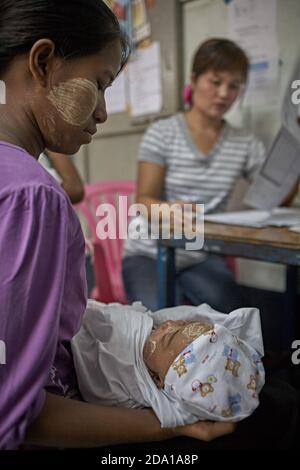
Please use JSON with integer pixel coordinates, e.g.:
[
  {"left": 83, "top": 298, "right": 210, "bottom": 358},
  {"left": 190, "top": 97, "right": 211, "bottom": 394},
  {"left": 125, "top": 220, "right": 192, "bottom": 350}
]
[
  {"left": 105, "top": 70, "right": 127, "bottom": 115},
  {"left": 288, "top": 225, "right": 300, "bottom": 234},
  {"left": 205, "top": 207, "right": 300, "bottom": 228},
  {"left": 128, "top": 42, "right": 162, "bottom": 117},
  {"left": 132, "top": 0, "right": 151, "bottom": 44},
  {"left": 228, "top": 0, "right": 279, "bottom": 107}
]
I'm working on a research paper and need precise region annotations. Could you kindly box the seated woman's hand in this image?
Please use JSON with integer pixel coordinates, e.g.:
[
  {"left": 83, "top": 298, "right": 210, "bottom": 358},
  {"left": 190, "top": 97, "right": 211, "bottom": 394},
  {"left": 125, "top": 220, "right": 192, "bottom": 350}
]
[
  {"left": 172, "top": 420, "right": 237, "bottom": 442},
  {"left": 157, "top": 200, "right": 203, "bottom": 235}
]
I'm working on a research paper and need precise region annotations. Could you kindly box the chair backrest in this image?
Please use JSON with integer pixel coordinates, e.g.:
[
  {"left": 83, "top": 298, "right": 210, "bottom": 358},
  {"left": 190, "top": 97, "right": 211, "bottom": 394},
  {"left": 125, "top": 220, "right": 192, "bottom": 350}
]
[{"left": 76, "top": 180, "right": 136, "bottom": 303}]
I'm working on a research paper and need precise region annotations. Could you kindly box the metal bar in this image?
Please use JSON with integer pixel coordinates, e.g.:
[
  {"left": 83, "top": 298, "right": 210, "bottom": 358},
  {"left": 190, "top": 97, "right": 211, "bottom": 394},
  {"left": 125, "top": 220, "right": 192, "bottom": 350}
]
[
  {"left": 157, "top": 245, "right": 176, "bottom": 308},
  {"left": 283, "top": 266, "right": 299, "bottom": 349}
]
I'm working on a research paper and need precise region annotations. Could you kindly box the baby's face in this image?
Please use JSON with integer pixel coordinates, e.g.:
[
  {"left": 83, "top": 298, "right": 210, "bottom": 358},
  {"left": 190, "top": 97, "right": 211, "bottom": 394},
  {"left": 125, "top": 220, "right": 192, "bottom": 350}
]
[{"left": 143, "top": 320, "right": 212, "bottom": 388}]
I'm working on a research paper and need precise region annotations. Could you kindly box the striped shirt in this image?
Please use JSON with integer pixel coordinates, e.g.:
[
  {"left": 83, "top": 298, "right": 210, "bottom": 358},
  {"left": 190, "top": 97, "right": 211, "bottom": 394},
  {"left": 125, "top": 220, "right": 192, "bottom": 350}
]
[{"left": 124, "top": 113, "right": 265, "bottom": 268}]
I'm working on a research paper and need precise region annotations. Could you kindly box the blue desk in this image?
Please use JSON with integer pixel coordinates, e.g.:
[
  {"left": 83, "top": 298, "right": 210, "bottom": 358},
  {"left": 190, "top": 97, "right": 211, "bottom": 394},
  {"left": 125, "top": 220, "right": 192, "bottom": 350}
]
[{"left": 157, "top": 222, "right": 300, "bottom": 347}]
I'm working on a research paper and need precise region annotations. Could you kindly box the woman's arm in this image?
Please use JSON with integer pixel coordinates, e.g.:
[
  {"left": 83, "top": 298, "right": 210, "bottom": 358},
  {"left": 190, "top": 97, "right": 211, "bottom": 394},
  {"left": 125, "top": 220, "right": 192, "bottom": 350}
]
[
  {"left": 137, "top": 162, "right": 197, "bottom": 230},
  {"left": 136, "top": 161, "right": 166, "bottom": 209},
  {"left": 45, "top": 150, "right": 85, "bottom": 204},
  {"left": 25, "top": 392, "right": 236, "bottom": 448}
]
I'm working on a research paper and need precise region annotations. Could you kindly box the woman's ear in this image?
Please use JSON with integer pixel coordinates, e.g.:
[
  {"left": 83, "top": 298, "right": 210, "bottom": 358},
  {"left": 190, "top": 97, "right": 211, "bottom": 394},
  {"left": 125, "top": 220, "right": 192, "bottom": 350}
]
[{"left": 28, "top": 39, "right": 56, "bottom": 87}]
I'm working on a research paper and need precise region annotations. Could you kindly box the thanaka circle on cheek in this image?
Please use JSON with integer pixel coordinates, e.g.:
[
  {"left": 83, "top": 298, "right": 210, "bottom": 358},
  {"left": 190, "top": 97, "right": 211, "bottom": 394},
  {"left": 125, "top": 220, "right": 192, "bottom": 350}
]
[
  {"left": 182, "top": 322, "right": 213, "bottom": 340},
  {"left": 47, "top": 78, "right": 98, "bottom": 127}
]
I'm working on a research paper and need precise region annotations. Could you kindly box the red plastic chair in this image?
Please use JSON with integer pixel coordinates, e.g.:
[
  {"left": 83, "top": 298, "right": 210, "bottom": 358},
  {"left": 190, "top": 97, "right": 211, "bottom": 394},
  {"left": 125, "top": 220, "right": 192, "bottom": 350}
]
[
  {"left": 225, "top": 256, "right": 237, "bottom": 276},
  {"left": 76, "top": 181, "right": 136, "bottom": 303}
]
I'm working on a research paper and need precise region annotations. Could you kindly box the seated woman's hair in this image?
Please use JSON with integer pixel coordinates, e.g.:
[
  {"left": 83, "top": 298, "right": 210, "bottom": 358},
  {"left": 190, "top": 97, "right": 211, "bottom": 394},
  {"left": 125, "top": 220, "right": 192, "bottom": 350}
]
[{"left": 192, "top": 38, "right": 249, "bottom": 83}]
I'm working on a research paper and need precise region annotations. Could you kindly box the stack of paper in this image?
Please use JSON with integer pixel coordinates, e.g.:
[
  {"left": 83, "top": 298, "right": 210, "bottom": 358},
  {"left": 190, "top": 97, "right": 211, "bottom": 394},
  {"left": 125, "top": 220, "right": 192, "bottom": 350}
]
[
  {"left": 288, "top": 225, "right": 300, "bottom": 234},
  {"left": 205, "top": 208, "right": 300, "bottom": 229}
]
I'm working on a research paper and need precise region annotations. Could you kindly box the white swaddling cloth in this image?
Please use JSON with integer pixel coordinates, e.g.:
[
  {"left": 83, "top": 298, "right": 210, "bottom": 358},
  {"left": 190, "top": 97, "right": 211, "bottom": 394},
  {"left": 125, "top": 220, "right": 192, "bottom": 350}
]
[{"left": 71, "top": 301, "right": 265, "bottom": 427}]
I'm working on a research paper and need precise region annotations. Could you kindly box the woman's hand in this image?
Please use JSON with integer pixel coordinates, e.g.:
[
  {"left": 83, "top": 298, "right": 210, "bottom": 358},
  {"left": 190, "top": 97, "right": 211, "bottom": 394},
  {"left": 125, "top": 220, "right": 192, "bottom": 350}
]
[
  {"left": 158, "top": 200, "right": 203, "bottom": 235},
  {"left": 172, "top": 420, "right": 237, "bottom": 442}
]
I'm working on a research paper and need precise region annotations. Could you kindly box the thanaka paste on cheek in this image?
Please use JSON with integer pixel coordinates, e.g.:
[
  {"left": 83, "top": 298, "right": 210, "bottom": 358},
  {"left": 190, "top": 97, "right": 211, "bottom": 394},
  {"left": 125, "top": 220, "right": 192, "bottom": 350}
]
[
  {"left": 41, "top": 114, "right": 61, "bottom": 147},
  {"left": 165, "top": 325, "right": 179, "bottom": 334},
  {"left": 182, "top": 322, "right": 213, "bottom": 340},
  {"left": 147, "top": 340, "right": 157, "bottom": 356},
  {"left": 47, "top": 78, "right": 98, "bottom": 127}
]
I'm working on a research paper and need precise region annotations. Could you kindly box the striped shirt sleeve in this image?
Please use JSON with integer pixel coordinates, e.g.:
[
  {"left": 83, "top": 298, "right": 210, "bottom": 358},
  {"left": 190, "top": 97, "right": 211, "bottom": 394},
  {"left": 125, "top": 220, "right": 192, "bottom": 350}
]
[{"left": 138, "top": 121, "right": 169, "bottom": 167}]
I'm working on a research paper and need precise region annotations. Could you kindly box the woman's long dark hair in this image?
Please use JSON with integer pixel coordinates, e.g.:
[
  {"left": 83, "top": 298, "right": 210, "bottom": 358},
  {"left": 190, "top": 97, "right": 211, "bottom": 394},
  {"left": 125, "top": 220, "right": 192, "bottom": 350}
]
[{"left": 0, "top": 0, "right": 130, "bottom": 76}]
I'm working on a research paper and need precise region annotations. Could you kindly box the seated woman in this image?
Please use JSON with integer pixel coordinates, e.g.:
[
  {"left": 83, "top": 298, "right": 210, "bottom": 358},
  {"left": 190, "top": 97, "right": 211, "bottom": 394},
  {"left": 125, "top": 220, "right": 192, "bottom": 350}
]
[
  {"left": 122, "top": 38, "right": 262, "bottom": 312},
  {"left": 71, "top": 301, "right": 265, "bottom": 426},
  {"left": 122, "top": 38, "right": 298, "bottom": 312}
]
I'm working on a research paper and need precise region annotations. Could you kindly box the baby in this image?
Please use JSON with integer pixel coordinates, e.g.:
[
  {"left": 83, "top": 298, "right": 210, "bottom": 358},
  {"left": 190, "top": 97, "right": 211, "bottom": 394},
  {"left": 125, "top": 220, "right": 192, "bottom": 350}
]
[
  {"left": 143, "top": 319, "right": 264, "bottom": 422},
  {"left": 71, "top": 301, "right": 265, "bottom": 427}
]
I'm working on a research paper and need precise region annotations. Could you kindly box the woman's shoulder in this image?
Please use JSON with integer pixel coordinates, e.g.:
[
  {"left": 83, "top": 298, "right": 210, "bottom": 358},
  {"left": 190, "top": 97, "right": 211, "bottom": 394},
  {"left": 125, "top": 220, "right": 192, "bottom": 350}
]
[
  {"left": 0, "top": 142, "right": 68, "bottom": 202},
  {"left": 147, "top": 114, "right": 181, "bottom": 134},
  {"left": 144, "top": 114, "right": 182, "bottom": 146}
]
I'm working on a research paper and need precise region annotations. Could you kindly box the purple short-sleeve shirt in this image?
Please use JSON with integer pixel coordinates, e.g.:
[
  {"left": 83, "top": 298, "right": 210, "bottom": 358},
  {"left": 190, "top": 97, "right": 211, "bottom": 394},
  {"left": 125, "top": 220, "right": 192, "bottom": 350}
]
[{"left": 0, "top": 142, "right": 87, "bottom": 449}]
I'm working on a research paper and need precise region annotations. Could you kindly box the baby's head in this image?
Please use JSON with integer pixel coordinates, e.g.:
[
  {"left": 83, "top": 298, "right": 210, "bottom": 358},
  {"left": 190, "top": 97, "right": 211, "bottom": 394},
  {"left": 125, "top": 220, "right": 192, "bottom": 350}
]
[
  {"left": 143, "top": 319, "right": 213, "bottom": 388},
  {"left": 143, "top": 318, "right": 265, "bottom": 421}
]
